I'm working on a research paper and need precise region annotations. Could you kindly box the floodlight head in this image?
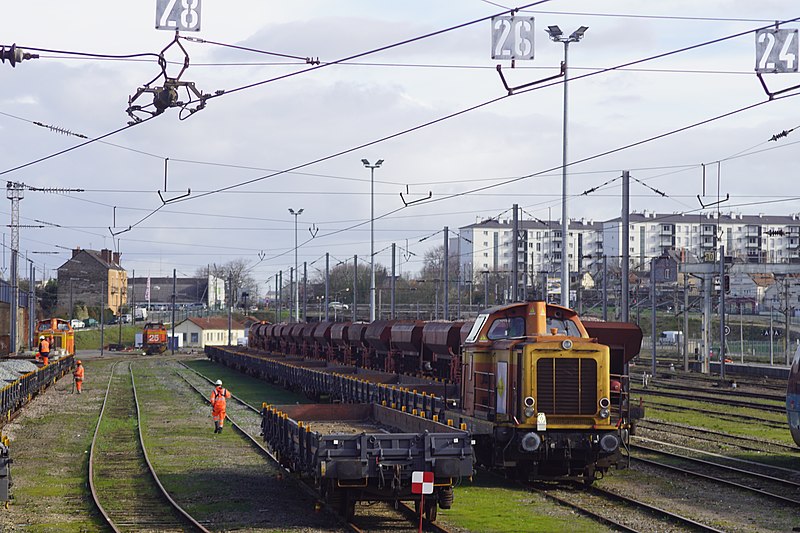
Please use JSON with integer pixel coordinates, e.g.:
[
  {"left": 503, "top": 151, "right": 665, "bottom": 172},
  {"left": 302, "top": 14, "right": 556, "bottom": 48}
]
[
  {"left": 361, "top": 159, "right": 370, "bottom": 166},
  {"left": 297, "top": 208, "right": 304, "bottom": 215},
  {"left": 570, "top": 26, "right": 589, "bottom": 41},
  {"left": 546, "top": 25, "right": 563, "bottom": 40},
  {"left": 288, "top": 208, "right": 294, "bottom": 214},
  {"left": 375, "top": 159, "right": 384, "bottom": 166}
]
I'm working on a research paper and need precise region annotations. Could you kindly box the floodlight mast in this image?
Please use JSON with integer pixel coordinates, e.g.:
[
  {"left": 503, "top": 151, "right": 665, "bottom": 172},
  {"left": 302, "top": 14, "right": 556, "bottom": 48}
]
[
  {"left": 547, "top": 25, "right": 588, "bottom": 308},
  {"left": 362, "top": 159, "right": 384, "bottom": 321}
]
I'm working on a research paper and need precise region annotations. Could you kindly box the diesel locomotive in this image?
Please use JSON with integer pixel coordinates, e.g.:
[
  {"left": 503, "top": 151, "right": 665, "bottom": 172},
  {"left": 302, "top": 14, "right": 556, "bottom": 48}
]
[{"left": 244, "top": 300, "right": 643, "bottom": 484}]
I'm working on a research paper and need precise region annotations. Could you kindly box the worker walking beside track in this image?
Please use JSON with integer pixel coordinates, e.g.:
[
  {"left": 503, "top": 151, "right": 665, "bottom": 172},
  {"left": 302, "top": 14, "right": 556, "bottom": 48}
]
[
  {"left": 37, "top": 336, "right": 50, "bottom": 365},
  {"left": 73, "top": 360, "right": 84, "bottom": 394},
  {"left": 210, "top": 379, "right": 231, "bottom": 433}
]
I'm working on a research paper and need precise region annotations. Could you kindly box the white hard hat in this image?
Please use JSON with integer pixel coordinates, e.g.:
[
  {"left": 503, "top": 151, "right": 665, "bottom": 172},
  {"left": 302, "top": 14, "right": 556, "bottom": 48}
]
[
  {"left": 39, "top": 336, "right": 44, "bottom": 340},
  {"left": 215, "top": 379, "right": 222, "bottom": 386}
]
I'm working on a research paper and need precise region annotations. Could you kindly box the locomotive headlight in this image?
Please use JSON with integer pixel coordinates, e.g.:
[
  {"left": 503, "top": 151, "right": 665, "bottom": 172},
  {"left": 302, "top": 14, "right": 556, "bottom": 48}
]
[
  {"left": 599, "top": 408, "right": 610, "bottom": 419},
  {"left": 524, "top": 406, "right": 535, "bottom": 419},
  {"left": 524, "top": 396, "right": 535, "bottom": 408},
  {"left": 599, "top": 397, "right": 610, "bottom": 409},
  {"left": 561, "top": 339, "right": 573, "bottom": 350}
]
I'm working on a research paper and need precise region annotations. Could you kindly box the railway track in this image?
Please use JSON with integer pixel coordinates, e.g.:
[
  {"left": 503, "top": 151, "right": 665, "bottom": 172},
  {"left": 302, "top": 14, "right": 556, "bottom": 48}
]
[
  {"left": 629, "top": 441, "right": 800, "bottom": 506},
  {"left": 631, "top": 387, "right": 786, "bottom": 413},
  {"left": 641, "top": 399, "right": 787, "bottom": 428},
  {"left": 637, "top": 418, "right": 800, "bottom": 454},
  {"left": 88, "top": 361, "right": 209, "bottom": 532},
  {"left": 177, "top": 362, "right": 452, "bottom": 533},
  {"left": 644, "top": 380, "right": 786, "bottom": 402}
]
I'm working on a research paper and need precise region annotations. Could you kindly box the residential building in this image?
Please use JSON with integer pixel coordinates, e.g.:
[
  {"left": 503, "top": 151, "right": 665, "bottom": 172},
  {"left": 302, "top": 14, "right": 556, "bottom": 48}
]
[
  {"left": 173, "top": 316, "right": 245, "bottom": 349},
  {"left": 458, "top": 217, "right": 603, "bottom": 284},
  {"left": 603, "top": 211, "right": 800, "bottom": 268},
  {"left": 57, "top": 248, "right": 127, "bottom": 316}
]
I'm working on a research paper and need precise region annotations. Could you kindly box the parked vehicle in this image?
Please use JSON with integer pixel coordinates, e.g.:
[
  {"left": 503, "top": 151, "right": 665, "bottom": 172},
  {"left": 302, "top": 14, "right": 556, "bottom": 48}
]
[
  {"left": 328, "top": 301, "right": 349, "bottom": 311},
  {"left": 69, "top": 319, "right": 85, "bottom": 329},
  {"left": 121, "top": 314, "right": 132, "bottom": 324},
  {"left": 134, "top": 307, "right": 148, "bottom": 321}
]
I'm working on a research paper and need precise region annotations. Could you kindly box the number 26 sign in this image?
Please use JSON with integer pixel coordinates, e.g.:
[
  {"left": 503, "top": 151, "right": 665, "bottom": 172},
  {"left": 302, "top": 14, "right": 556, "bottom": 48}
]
[{"left": 156, "top": 0, "right": 201, "bottom": 32}]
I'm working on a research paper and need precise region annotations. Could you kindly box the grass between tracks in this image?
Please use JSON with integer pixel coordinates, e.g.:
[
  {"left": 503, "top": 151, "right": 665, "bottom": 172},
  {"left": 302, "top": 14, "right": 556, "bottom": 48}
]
[
  {"left": 638, "top": 394, "right": 794, "bottom": 445},
  {"left": 0, "top": 357, "right": 118, "bottom": 532},
  {"left": 183, "top": 358, "right": 311, "bottom": 406},
  {"left": 437, "top": 471, "right": 610, "bottom": 532}
]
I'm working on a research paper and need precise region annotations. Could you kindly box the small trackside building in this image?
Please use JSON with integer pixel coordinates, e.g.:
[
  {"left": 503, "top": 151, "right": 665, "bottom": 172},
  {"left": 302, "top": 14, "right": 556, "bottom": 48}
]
[{"left": 173, "top": 317, "right": 245, "bottom": 349}]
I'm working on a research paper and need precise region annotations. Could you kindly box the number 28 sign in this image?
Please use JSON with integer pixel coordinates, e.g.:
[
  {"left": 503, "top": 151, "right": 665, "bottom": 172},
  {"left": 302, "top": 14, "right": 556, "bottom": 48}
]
[
  {"left": 156, "top": 0, "right": 201, "bottom": 32},
  {"left": 755, "top": 29, "right": 798, "bottom": 73}
]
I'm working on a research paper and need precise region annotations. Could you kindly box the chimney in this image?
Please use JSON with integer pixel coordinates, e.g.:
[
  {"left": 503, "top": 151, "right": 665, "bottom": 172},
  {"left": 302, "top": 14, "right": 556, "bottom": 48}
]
[
  {"left": 72, "top": 247, "right": 81, "bottom": 258},
  {"left": 112, "top": 252, "right": 120, "bottom": 265},
  {"left": 101, "top": 249, "right": 111, "bottom": 263}
]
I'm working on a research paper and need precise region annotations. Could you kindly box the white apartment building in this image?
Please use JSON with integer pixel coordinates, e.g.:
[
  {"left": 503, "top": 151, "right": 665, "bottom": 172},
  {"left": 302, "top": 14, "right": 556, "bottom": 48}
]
[
  {"left": 603, "top": 211, "right": 800, "bottom": 268},
  {"left": 458, "top": 217, "right": 603, "bottom": 283},
  {"left": 459, "top": 211, "right": 800, "bottom": 282}
]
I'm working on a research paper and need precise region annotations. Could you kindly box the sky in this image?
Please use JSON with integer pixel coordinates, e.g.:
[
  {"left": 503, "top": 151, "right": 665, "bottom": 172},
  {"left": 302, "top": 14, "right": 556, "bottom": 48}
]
[{"left": 1, "top": 0, "right": 799, "bottom": 297}]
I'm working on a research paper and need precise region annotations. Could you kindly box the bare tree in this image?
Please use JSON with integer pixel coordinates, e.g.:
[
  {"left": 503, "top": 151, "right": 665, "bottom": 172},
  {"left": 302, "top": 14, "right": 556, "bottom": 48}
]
[{"left": 196, "top": 259, "right": 259, "bottom": 307}]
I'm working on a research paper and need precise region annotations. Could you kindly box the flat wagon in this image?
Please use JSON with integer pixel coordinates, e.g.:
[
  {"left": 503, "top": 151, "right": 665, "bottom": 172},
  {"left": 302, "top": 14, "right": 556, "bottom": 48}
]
[{"left": 260, "top": 402, "right": 473, "bottom": 520}]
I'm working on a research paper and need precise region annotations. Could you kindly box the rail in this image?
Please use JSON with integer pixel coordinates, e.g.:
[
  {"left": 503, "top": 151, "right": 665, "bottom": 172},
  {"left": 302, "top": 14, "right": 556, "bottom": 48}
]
[{"left": 87, "top": 361, "right": 210, "bottom": 532}]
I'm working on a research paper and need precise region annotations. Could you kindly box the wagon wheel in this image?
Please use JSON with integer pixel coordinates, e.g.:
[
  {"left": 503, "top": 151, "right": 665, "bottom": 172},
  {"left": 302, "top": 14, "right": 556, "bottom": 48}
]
[
  {"left": 340, "top": 489, "right": 356, "bottom": 521},
  {"left": 425, "top": 499, "right": 438, "bottom": 522}
]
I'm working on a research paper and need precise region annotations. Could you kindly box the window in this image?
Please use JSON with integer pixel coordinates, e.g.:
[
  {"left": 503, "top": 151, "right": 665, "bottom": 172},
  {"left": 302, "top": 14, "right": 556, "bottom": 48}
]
[
  {"left": 546, "top": 317, "right": 582, "bottom": 337},
  {"left": 191, "top": 332, "right": 199, "bottom": 343},
  {"left": 487, "top": 316, "right": 526, "bottom": 340},
  {"left": 536, "top": 243, "right": 541, "bottom": 251}
]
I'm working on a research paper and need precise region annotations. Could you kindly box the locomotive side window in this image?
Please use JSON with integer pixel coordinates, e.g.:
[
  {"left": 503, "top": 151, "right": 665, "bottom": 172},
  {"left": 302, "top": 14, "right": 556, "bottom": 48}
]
[
  {"left": 465, "top": 313, "right": 489, "bottom": 343},
  {"left": 487, "top": 316, "right": 525, "bottom": 340},
  {"left": 546, "top": 317, "right": 581, "bottom": 337}
]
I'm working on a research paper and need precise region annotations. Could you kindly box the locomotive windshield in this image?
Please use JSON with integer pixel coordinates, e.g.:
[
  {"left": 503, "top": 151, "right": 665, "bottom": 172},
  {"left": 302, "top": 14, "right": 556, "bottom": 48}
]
[
  {"left": 546, "top": 316, "right": 582, "bottom": 337},
  {"left": 487, "top": 317, "right": 525, "bottom": 340},
  {"left": 465, "top": 313, "right": 489, "bottom": 343}
]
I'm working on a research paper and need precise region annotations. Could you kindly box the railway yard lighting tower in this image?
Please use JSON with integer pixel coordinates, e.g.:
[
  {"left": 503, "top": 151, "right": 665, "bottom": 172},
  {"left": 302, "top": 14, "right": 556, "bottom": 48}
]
[
  {"left": 361, "top": 158, "right": 383, "bottom": 322},
  {"left": 547, "top": 24, "right": 587, "bottom": 308},
  {"left": 288, "top": 208, "right": 303, "bottom": 323}
]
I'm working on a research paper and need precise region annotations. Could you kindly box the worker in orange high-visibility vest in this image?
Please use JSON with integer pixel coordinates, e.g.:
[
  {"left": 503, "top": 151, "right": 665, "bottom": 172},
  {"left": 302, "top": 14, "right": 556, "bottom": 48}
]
[
  {"left": 37, "top": 336, "right": 50, "bottom": 365},
  {"left": 73, "top": 360, "right": 85, "bottom": 394},
  {"left": 210, "top": 379, "right": 231, "bottom": 433}
]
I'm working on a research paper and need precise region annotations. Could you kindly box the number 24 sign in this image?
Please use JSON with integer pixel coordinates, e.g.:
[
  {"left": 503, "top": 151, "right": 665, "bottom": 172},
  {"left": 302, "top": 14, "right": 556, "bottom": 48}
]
[
  {"left": 156, "top": 0, "right": 201, "bottom": 32},
  {"left": 755, "top": 29, "right": 798, "bottom": 73}
]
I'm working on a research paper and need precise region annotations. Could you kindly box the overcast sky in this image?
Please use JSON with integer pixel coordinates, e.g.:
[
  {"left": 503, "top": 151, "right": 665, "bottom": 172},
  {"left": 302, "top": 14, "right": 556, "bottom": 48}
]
[{"left": 1, "top": 1, "right": 799, "bottom": 295}]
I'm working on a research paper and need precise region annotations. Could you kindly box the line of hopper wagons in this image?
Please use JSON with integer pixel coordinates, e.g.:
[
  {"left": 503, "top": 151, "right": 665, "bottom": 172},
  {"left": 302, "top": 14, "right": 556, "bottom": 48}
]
[{"left": 210, "top": 300, "right": 646, "bottom": 521}]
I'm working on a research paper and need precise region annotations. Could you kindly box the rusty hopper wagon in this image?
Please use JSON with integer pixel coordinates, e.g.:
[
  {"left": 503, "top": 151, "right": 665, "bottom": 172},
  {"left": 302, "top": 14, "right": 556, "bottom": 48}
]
[{"left": 260, "top": 402, "right": 473, "bottom": 521}]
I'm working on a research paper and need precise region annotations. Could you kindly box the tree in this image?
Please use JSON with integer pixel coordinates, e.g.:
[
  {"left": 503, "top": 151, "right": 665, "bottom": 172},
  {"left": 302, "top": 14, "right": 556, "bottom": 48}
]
[
  {"left": 196, "top": 259, "right": 259, "bottom": 308},
  {"left": 37, "top": 279, "right": 59, "bottom": 317}
]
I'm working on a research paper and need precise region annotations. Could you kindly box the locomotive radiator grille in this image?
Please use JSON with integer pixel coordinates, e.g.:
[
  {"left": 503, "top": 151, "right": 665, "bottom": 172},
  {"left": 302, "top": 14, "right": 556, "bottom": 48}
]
[{"left": 536, "top": 358, "right": 597, "bottom": 415}]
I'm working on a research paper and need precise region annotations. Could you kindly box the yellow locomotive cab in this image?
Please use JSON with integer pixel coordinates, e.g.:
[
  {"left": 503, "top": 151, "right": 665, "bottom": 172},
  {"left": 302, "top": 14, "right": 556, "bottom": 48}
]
[{"left": 459, "top": 301, "right": 642, "bottom": 483}]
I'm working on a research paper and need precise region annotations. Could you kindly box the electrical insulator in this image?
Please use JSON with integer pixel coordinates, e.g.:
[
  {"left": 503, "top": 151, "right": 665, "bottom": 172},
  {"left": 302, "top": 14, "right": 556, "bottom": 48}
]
[{"left": 0, "top": 44, "right": 39, "bottom": 67}]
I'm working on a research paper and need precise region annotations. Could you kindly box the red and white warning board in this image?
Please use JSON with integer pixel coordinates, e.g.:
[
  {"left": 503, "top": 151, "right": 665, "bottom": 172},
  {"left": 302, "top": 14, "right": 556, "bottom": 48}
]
[{"left": 411, "top": 471, "right": 433, "bottom": 495}]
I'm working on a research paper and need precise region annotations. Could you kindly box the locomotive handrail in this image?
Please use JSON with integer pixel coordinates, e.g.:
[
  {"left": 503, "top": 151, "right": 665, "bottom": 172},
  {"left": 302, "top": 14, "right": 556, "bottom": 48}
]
[{"left": 472, "top": 370, "right": 496, "bottom": 413}]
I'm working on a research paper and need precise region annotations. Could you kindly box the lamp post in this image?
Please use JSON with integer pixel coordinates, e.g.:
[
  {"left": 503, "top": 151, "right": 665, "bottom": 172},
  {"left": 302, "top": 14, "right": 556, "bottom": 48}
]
[
  {"left": 546, "top": 24, "right": 587, "bottom": 309},
  {"left": 288, "top": 208, "right": 303, "bottom": 323},
  {"left": 361, "top": 158, "right": 384, "bottom": 322}
]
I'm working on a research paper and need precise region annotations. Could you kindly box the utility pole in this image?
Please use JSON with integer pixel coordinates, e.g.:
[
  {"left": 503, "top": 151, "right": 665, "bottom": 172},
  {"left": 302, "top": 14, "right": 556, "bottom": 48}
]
[
  {"left": 602, "top": 254, "right": 608, "bottom": 321},
  {"left": 302, "top": 261, "right": 307, "bottom": 322},
  {"left": 391, "top": 243, "right": 396, "bottom": 319},
  {"left": 650, "top": 258, "right": 657, "bottom": 376},
  {"left": 28, "top": 261, "right": 35, "bottom": 350},
  {"left": 100, "top": 280, "right": 105, "bottom": 356},
  {"left": 621, "top": 171, "right": 630, "bottom": 322},
  {"left": 172, "top": 269, "right": 177, "bottom": 354},
  {"left": 512, "top": 204, "right": 519, "bottom": 301},
  {"left": 7, "top": 182, "right": 23, "bottom": 354},
  {"left": 683, "top": 267, "right": 689, "bottom": 372},
  {"left": 719, "top": 245, "right": 726, "bottom": 379},
  {"left": 443, "top": 226, "right": 449, "bottom": 320},
  {"left": 325, "top": 253, "right": 330, "bottom": 322},
  {"left": 352, "top": 255, "right": 357, "bottom": 322},
  {"left": 227, "top": 274, "right": 232, "bottom": 346}
]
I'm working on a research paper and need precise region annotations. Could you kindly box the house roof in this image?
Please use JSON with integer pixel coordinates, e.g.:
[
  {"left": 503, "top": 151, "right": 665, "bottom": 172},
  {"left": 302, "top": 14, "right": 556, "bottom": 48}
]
[
  {"left": 57, "top": 249, "right": 124, "bottom": 272},
  {"left": 750, "top": 273, "right": 775, "bottom": 287},
  {"left": 179, "top": 317, "right": 245, "bottom": 330}
]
